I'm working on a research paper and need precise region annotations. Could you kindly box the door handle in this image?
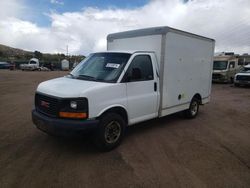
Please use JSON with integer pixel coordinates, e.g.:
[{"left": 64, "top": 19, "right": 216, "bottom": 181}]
[{"left": 154, "top": 82, "right": 157, "bottom": 91}]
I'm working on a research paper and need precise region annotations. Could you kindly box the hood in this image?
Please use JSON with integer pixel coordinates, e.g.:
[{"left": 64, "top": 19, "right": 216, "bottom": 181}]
[
  {"left": 37, "top": 77, "right": 112, "bottom": 98},
  {"left": 235, "top": 72, "right": 250, "bottom": 76}
]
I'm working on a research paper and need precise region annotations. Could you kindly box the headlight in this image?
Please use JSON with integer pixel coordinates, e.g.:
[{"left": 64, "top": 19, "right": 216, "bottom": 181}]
[
  {"left": 59, "top": 98, "right": 88, "bottom": 119},
  {"left": 70, "top": 101, "right": 77, "bottom": 109},
  {"left": 234, "top": 75, "right": 240, "bottom": 82}
]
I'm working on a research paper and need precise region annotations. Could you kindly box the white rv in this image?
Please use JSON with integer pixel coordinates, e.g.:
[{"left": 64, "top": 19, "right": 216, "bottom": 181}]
[
  {"left": 32, "top": 26, "right": 215, "bottom": 151},
  {"left": 212, "top": 53, "right": 241, "bottom": 83}
]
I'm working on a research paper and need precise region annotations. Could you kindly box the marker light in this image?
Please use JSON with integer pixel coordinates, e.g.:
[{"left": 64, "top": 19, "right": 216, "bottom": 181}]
[{"left": 59, "top": 112, "right": 87, "bottom": 119}]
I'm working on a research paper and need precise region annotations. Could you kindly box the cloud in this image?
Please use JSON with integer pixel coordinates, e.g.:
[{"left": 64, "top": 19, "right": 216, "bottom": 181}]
[
  {"left": 0, "top": 0, "right": 26, "bottom": 19},
  {"left": 50, "top": 0, "right": 64, "bottom": 6},
  {"left": 0, "top": 0, "right": 250, "bottom": 55}
]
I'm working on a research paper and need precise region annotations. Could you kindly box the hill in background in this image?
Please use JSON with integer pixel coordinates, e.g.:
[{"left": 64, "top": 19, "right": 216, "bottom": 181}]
[{"left": 0, "top": 44, "right": 85, "bottom": 66}]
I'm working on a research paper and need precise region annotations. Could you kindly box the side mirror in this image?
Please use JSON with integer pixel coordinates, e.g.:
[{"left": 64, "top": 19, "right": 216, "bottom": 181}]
[{"left": 230, "top": 64, "right": 233, "bottom": 69}]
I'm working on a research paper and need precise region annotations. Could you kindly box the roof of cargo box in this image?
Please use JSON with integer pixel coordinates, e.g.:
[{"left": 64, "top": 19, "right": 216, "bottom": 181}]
[
  {"left": 107, "top": 26, "right": 215, "bottom": 42},
  {"left": 96, "top": 50, "right": 155, "bottom": 54}
]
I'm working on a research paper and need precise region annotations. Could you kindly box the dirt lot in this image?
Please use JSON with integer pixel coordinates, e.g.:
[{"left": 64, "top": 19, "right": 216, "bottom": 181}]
[{"left": 0, "top": 70, "right": 250, "bottom": 188}]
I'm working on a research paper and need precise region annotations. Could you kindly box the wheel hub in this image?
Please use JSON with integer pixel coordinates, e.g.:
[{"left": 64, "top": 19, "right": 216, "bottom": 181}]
[
  {"left": 104, "top": 121, "right": 121, "bottom": 144},
  {"left": 190, "top": 101, "right": 198, "bottom": 116}
]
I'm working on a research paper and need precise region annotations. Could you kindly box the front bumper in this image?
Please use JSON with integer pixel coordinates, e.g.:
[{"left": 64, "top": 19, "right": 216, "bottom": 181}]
[
  {"left": 234, "top": 80, "right": 250, "bottom": 86},
  {"left": 32, "top": 109, "right": 99, "bottom": 136},
  {"left": 212, "top": 74, "right": 228, "bottom": 83}
]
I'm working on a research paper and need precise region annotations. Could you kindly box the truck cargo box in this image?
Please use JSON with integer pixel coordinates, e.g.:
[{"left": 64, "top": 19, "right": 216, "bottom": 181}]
[{"left": 107, "top": 27, "right": 215, "bottom": 116}]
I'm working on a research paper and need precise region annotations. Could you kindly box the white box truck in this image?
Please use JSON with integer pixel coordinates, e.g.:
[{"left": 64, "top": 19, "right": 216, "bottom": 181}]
[{"left": 32, "top": 26, "right": 215, "bottom": 151}]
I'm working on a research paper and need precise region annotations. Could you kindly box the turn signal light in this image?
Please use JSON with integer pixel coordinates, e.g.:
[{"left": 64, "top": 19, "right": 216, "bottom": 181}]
[{"left": 59, "top": 112, "right": 87, "bottom": 119}]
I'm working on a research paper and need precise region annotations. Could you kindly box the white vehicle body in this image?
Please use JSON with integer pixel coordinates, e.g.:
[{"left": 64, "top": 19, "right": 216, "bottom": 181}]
[
  {"left": 33, "top": 26, "right": 215, "bottom": 150},
  {"left": 107, "top": 27, "right": 214, "bottom": 121},
  {"left": 234, "top": 64, "right": 250, "bottom": 86},
  {"left": 20, "top": 58, "right": 40, "bottom": 71}
]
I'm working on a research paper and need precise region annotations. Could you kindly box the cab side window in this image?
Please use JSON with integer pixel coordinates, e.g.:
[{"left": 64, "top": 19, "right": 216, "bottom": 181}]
[
  {"left": 229, "top": 61, "right": 235, "bottom": 68},
  {"left": 123, "top": 55, "right": 153, "bottom": 82}
]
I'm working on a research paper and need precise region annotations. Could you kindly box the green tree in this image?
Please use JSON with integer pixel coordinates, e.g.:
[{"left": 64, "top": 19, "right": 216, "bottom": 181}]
[{"left": 34, "top": 51, "right": 43, "bottom": 60}]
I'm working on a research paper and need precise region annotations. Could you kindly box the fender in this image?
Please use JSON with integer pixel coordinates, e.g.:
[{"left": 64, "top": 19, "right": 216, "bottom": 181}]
[{"left": 97, "top": 104, "right": 129, "bottom": 119}]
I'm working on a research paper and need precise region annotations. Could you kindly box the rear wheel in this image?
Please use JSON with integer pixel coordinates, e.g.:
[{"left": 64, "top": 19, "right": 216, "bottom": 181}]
[
  {"left": 184, "top": 98, "right": 200, "bottom": 118},
  {"left": 94, "top": 113, "right": 126, "bottom": 151},
  {"left": 234, "top": 83, "right": 240, "bottom": 87}
]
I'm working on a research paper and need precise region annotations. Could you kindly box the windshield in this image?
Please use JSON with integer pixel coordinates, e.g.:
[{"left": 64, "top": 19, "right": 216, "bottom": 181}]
[
  {"left": 213, "top": 61, "right": 228, "bottom": 70},
  {"left": 70, "top": 52, "right": 131, "bottom": 83},
  {"left": 29, "top": 61, "right": 37, "bottom": 64},
  {"left": 240, "top": 67, "right": 250, "bottom": 73}
]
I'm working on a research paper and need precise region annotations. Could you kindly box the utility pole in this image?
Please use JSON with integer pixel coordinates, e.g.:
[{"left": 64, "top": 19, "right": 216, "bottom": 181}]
[{"left": 66, "top": 45, "right": 68, "bottom": 58}]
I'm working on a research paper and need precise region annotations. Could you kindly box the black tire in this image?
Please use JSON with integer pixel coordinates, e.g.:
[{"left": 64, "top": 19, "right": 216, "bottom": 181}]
[
  {"left": 94, "top": 113, "right": 126, "bottom": 151},
  {"left": 234, "top": 83, "right": 240, "bottom": 87},
  {"left": 184, "top": 98, "right": 200, "bottom": 119},
  {"left": 230, "top": 77, "right": 234, "bottom": 84}
]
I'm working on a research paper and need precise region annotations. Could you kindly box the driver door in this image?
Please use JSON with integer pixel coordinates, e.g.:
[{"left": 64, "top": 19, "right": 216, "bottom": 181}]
[{"left": 122, "top": 54, "right": 159, "bottom": 125}]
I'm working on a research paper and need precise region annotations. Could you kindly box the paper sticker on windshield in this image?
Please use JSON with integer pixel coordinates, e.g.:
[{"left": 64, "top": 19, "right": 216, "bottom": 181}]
[{"left": 106, "top": 63, "right": 120, "bottom": 68}]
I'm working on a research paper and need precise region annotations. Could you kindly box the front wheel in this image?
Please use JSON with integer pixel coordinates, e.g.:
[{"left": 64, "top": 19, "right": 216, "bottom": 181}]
[
  {"left": 94, "top": 113, "right": 126, "bottom": 151},
  {"left": 184, "top": 98, "right": 200, "bottom": 118}
]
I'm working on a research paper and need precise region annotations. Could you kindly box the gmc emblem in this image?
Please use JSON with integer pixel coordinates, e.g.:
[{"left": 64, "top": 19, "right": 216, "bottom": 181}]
[{"left": 41, "top": 100, "right": 50, "bottom": 108}]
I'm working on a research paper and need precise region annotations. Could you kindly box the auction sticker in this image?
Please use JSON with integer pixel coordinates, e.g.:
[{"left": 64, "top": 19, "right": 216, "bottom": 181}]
[{"left": 106, "top": 63, "right": 120, "bottom": 68}]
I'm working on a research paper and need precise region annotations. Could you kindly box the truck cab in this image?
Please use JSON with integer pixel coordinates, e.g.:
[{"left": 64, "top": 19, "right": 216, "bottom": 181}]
[
  {"left": 234, "top": 64, "right": 250, "bottom": 87},
  {"left": 32, "top": 51, "right": 159, "bottom": 150},
  {"left": 212, "top": 55, "right": 240, "bottom": 83},
  {"left": 20, "top": 58, "right": 40, "bottom": 71}
]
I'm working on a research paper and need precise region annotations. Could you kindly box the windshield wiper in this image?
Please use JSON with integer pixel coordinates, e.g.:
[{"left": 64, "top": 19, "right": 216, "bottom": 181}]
[{"left": 77, "top": 74, "right": 97, "bottom": 81}]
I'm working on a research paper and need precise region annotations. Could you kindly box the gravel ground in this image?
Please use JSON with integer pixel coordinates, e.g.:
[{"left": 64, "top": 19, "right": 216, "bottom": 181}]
[{"left": 0, "top": 70, "right": 250, "bottom": 188}]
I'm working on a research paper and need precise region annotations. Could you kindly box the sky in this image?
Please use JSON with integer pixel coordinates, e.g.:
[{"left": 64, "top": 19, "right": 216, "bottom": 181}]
[{"left": 0, "top": 0, "right": 249, "bottom": 56}]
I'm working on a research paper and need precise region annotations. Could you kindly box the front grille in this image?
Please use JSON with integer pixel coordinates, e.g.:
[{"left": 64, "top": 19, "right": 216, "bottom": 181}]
[
  {"left": 236, "top": 75, "right": 250, "bottom": 81},
  {"left": 212, "top": 73, "right": 221, "bottom": 79},
  {"left": 35, "top": 93, "right": 59, "bottom": 117}
]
